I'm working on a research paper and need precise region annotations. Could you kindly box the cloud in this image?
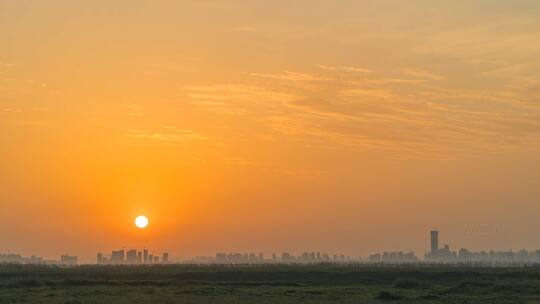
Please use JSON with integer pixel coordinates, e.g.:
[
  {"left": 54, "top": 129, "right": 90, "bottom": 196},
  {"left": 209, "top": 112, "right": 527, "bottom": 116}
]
[
  {"left": 125, "top": 127, "right": 210, "bottom": 142},
  {"left": 248, "top": 71, "right": 330, "bottom": 82},
  {"left": 0, "top": 62, "right": 15, "bottom": 68},
  {"left": 400, "top": 68, "right": 445, "bottom": 80},
  {"left": 349, "top": 78, "right": 426, "bottom": 85},
  {"left": 2, "top": 108, "right": 23, "bottom": 113},
  {"left": 185, "top": 84, "right": 301, "bottom": 116},
  {"left": 339, "top": 88, "right": 396, "bottom": 100},
  {"left": 318, "top": 65, "right": 372, "bottom": 74},
  {"left": 184, "top": 56, "right": 540, "bottom": 159}
]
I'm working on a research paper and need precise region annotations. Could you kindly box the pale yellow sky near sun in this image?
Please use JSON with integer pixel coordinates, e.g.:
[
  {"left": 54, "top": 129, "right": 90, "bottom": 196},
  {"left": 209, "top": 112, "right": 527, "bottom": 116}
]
[{"left": 1, "top": 0, "right": 540, "bottom": 262}]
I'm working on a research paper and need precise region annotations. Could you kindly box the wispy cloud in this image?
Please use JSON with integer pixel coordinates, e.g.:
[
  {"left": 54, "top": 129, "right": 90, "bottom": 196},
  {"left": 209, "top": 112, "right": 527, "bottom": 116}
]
[
  {"left": 0, "top": 61, "right": 15, "bottom": 68},
  {"left": 125, "top": 127, "right": 210, "bottom": 142},
  {"left": 400, "top": 68, "right": 445, "bottom": 81},
  {"left": 2, "top": 108, "right": 23, "bottom": 113},
  {"left": 184, "top": 62, "right": 540, "bottom": 159},
  {"left": 185, "top": 84, "right": 300, "bottom": 116},
  {"left": 318, "top": 65, "right": 372, "bottom": 74},
  {"left": 248, "top": 71, "right": 330, "bottom": 82}
]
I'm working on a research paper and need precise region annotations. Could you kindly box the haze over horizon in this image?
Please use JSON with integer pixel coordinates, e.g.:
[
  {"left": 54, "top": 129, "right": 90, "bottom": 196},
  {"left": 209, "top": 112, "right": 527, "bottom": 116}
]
[{"left": 1, "top": 0, "right": 540, "bottom": 263}]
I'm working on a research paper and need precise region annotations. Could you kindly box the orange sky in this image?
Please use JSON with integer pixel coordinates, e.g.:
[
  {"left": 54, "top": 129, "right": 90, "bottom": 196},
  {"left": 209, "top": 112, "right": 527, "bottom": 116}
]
[{"left": 1, "top": 1, "right": 540, "bottom": 263}]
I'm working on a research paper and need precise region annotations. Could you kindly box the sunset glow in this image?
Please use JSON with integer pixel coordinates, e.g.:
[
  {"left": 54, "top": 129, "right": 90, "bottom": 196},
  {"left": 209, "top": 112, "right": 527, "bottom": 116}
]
[{"left": 1, "top": 1, "right": 539, "bottom": 264}]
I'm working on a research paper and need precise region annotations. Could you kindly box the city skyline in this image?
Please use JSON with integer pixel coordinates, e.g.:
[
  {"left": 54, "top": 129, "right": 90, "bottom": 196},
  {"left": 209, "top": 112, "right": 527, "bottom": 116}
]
[
  {"left": 2, "top": 229, "right": 540, "bottom": 265},
  {"left": 0, "top": 222, "right": 526, "bottom": 263}
]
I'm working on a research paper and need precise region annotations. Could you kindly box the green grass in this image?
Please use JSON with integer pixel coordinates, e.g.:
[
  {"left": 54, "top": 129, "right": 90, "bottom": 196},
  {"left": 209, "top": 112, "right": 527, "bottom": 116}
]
[{"left": 1, "top": 264, "right": 540, "bottom": 303}]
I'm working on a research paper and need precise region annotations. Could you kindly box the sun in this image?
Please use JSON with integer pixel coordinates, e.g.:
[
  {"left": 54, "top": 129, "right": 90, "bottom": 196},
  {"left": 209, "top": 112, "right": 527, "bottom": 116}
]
[{"left": 135, "top": 215, "right": 149, "bottom": 229}]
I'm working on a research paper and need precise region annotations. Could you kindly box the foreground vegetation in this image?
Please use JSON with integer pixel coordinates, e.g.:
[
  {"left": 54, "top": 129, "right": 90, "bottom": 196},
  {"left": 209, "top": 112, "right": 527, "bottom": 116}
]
[{"left": 2, "top": 264, "right": 540, "bottom": 303}]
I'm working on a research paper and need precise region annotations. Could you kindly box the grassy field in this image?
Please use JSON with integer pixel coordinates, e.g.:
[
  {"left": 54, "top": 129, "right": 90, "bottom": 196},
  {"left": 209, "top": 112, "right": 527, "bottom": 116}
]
[{"left": 2, "top": 264, "right": 540, "bottom": 303}]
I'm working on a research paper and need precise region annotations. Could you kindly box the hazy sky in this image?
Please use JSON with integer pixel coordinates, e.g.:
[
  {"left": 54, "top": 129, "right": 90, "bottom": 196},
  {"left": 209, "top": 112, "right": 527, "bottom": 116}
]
[{"left": 1, "top": 0, "right": 540, "bottom": 262}]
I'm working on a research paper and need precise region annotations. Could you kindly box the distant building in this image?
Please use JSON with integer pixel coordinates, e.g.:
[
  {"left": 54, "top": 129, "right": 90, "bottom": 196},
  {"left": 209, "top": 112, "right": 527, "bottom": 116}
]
[
  {"left": 60, "top": 255, "right": 77, "bottom": 266},
  {"left": 282, "top": 253, "right": 291, "bottom": 262},
  {"left": 111, "top": 250, "right": 125, "bottom": 264},
  {"left": 216, "top": 253, "right": 226, "bottom": 262},
  {"left": 430, "top": 230, "right": 439, "bottom": 256},
  {"left": 95, "top": 248, "right": 167, "bottom": 265},
  {"left": 126, "top": 250, "right": 138, "bottom": 264},
  {"left": 0, "top": 253, "right": 43, "bottom": 264},
  {"left": 162, "top": 253, "right": 169, "bottom": 264},
  {"left": 368, "top": 253, "right": 381, "bottom": 263},
  {"left": 97, "top": 253, "right": 105, "bottom": 264}
]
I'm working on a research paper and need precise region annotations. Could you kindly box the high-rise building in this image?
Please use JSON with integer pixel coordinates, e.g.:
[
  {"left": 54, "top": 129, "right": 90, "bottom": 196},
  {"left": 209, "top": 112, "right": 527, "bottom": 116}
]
[
  {"left": 97, "top": 253, "right": 105, "bottom": 264},
  {"left": 431, "top": 230, "right": 439, "bottom": 256},
  {"left": 95, "top": 248, "right": 164, "bottom": 265},
  {"left": 111, "top": 250, "right": 125, "bottom": 264},
  {"left": 126, "top": 250, "right": 138, "bottom": 264},
  {"left": 60, "top": 255, "right": 77, "bottom": 265},
  {"left": 143, "top": 249, "right": 148, "bottom": 264},
  {"left": 162, "top": 253, "right": 169, "bottom": 264},
  {"left": 282, "top": 253, "right": 291, "bottom": 262}
]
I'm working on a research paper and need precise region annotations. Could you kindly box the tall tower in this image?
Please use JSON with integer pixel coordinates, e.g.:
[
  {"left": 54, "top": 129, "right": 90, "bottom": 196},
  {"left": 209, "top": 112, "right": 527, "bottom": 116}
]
[
  {"left": 162, "top": 253, "right": 169, "bottom": 264},
  {"left": 143, "top": 249, "right": 148, "bottom": 264},
  {"left": 430, "top": 230, "right": 439, "bottom": 256}
]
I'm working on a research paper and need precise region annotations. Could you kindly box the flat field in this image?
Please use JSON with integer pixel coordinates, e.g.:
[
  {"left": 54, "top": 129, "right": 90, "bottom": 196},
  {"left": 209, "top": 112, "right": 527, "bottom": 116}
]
[{"left": 2, "top": 264, "right": 540, "bottom": 303}]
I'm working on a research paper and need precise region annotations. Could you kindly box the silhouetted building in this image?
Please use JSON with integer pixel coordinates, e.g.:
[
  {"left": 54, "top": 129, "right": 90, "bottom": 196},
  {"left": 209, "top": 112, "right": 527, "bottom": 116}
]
[
  {"left": 162, "top": 253, "right": 169, "bottom": 264},
  {"left": 97, "top": 253, "right": 105, "bottom": 264},
  {"left": 60, "top": 255, "right": 77, "bottom": 266},
  {"left": 111, "top": 250, "right": 125, "bottom": 264},
  {"left": 94, "top": 248, "right": 168, "bottom": 265},
  {"left": 126, "top": 249, "right": 138, "bottom": 264},
  {"left": 0, "top": 253, "right": 43, "bottom": 264},
  {"left": 381, "top": 251, "right": 418, "bottom": 263},
  {"left": 431, "top": 230, "right": 439, "bottom": 256},
  {"left": 368, "top": 253, "right": 381, "bottom": 263},
  {"left": 282, "top": 253, "right": 291, "bottom": 262}
]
